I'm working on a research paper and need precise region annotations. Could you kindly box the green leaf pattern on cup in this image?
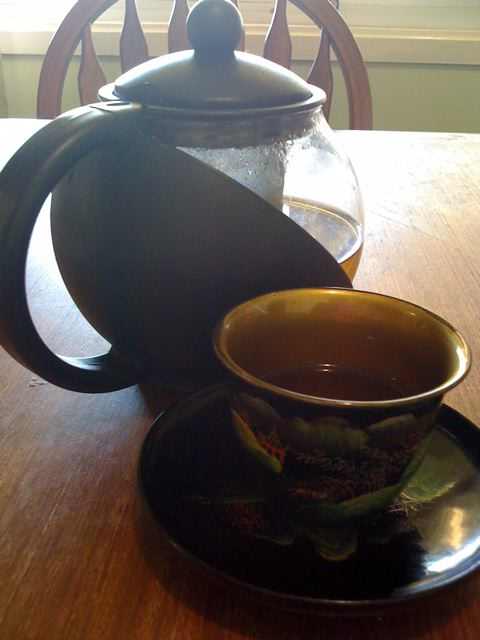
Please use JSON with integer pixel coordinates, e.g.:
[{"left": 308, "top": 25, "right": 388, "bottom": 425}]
[
  {"left": 289, "top": 416, "right": 367, "bottom": 456},
  {"left": 191, "top": 393, "right": 437, "bottom": 560},
  {"left": 232, "top": 409, "right": 283, "bottom": 474}
]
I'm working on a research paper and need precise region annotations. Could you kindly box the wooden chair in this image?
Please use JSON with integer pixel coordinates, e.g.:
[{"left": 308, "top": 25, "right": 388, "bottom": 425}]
[{"left": 37, "top": 0, "right": 372, "bottom": 129}]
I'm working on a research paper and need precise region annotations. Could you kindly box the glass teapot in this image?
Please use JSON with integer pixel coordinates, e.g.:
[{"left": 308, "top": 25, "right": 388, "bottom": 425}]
[
  {"left": 0, "top": 0, "right": 361, "bottom": 393},
  {"left": 97, "top": 0, "right": 363, "bottom": 278}
]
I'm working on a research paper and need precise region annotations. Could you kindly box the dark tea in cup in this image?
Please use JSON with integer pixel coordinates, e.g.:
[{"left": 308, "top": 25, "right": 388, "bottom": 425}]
[{"left": 264, "top": 363, "right": 412, "bottom": 401}]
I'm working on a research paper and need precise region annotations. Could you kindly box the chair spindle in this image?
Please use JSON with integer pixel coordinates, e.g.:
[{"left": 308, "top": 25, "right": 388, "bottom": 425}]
[
  {"left": 230, "top": 0, "right": 245, "bottom": 51},
  {"left": 307, "top": 29, "right": 333, "bottom": 119},
  {"left": 307, "top": 0, "right": 338, "bottom": 121},
  {"left": 120, "top": 0, "right": 149, "bottom": 72},
  {"left": 78, "top": 24, "right": 107, "bottom": 105},
  {"left": 168, "top": 0, "right": 190, "bottom": 52},
  {"left": 263, "top": 0, "right": 292, "bottom": 69}
]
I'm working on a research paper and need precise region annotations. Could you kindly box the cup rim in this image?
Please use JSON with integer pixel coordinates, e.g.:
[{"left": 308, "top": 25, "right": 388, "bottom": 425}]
[{"left": 213, "top": 288, "right": 472, "bottom": 409}]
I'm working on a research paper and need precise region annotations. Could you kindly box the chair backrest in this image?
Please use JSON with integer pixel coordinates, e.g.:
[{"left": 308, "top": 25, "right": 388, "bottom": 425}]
[{"left": 37, "top": 0, "right": 372, "bottom": 129}]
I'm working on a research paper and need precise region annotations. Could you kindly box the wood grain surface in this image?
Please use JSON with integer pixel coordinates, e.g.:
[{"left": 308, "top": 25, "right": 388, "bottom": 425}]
[{"left": 1, "top": 121, "right": 479, "bottom": 639}]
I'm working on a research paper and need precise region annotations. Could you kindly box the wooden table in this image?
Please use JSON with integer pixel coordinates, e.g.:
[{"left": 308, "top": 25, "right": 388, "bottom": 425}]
[{"left": 1, "top": 120, "right": 479, "bottom": 639}]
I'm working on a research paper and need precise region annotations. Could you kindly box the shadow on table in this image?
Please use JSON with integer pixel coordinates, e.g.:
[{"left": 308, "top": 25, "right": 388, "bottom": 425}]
[
  {"left": 134, "top": 495, "right": 477, "bottom": 640},
  {"left": 137, "top": 381, "right": 184, "bottom": 418}
]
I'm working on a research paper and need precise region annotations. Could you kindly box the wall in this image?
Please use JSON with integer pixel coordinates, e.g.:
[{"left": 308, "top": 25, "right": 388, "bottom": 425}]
[
  {"left": 0, "top": 55, "right": 7, "bottom": 116},
  {"left": 1, "top": 53, "right": 479, "bottom": 132}
]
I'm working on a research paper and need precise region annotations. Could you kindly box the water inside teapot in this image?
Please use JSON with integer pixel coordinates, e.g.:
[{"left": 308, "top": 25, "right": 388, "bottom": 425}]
[{"left": 283, "top": 199, "right": 363, "bottom": 279}]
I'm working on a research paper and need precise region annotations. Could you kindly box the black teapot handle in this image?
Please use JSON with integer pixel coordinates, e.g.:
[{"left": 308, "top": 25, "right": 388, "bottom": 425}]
[{"left": 0, "top": 103, "right": 144, "bottom": 392}]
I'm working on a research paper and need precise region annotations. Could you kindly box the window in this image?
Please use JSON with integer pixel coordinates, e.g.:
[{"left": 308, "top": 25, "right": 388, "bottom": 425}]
[
  {"left": 0, "top": 0, "right": 478, "bottom": 65},
  {"left": 1, "top": 1, "right": 479, "bottom": 30},
  {"left": 0, "top": 1, "right": 76, "bottom": 27}
]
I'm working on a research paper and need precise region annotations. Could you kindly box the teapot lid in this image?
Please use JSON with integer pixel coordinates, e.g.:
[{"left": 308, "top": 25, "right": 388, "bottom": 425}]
[{"left": 100, "top": 0, "right": 324, "bottom": 113}]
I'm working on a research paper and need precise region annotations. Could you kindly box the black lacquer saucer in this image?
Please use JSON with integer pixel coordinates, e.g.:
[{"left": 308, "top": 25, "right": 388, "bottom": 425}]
[{"left": 139, "top": 385, "right": 480, "bottom": 613}]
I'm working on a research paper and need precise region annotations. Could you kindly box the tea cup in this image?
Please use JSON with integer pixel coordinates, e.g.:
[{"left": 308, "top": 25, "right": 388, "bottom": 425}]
[{"left": 213, "top": 288, "right": 471, "bottom": 526}]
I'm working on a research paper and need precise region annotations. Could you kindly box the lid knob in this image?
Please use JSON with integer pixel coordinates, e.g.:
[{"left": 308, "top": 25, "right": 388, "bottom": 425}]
[{"left": 187, "top": 0, "right": 243, "bottom": 57}]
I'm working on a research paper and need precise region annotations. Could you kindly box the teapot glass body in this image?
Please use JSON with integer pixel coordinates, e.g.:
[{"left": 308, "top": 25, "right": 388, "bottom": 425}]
[{"left": 177, "top": 109, "right": 363, "bottom": 279}]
